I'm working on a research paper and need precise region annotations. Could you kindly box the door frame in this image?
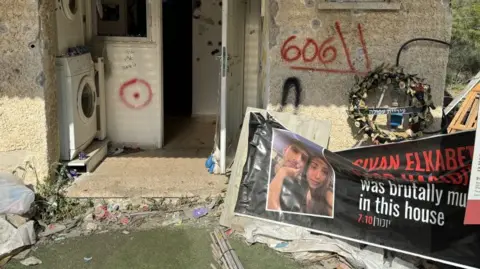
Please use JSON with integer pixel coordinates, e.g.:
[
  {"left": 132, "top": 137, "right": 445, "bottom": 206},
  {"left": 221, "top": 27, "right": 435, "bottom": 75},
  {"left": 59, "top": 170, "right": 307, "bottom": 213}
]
[{"left": 219, "top": 0, "right": 229, "bottom": 174}]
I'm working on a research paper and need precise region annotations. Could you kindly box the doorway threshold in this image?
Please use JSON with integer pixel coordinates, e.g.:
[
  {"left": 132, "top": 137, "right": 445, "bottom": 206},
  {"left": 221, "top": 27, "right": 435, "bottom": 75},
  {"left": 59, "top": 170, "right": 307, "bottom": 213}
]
[{"left": 66, "top": 148, "right": 227, "bottom": 199}]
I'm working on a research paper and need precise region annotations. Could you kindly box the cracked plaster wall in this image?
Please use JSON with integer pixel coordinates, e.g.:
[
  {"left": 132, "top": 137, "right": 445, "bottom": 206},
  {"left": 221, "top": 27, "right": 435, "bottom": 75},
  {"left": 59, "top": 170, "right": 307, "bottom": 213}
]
[
  {"left": 0, "top": 0, "right": 59, "bottom": 184},
  {"left": 266, "top": 0, "right": 452, "bottom": 151}
]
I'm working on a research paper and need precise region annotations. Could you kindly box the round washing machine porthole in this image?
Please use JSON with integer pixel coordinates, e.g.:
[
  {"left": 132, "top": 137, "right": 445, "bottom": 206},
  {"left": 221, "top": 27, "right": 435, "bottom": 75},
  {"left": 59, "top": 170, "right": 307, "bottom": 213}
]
[
  {"left": 77, "top": 77, "right": 97, "bottom": 124},
  {"left": 61, "top": 0, "right": 78, "bottom": 21}
]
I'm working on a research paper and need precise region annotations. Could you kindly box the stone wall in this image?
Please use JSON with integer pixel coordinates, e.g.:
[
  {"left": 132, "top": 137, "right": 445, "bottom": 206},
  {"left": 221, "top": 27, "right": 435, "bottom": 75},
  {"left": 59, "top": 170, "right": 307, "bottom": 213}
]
[
  {"left": 0, "top": 0, "right": 58, "bottom": 184},
  {"left": 265, "top": 0, "right": 452, "bottom": 151}
]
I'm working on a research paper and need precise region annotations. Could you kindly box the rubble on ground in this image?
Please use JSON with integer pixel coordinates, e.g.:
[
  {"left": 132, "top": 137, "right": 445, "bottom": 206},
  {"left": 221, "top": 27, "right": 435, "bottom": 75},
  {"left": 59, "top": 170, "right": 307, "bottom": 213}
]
[{"left": 0, "top": 163, "right": 226, "bottom": 267}]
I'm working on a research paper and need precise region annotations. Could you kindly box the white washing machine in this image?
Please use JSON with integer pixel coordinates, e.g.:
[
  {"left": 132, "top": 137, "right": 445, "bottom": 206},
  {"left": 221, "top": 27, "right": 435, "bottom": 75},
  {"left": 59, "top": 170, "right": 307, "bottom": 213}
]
[
  {"left": 56, "top": 53, "right": 98, "bottom": 161},
  {"left": 56, "top": 0, "right": 85, "bottom": 55}
]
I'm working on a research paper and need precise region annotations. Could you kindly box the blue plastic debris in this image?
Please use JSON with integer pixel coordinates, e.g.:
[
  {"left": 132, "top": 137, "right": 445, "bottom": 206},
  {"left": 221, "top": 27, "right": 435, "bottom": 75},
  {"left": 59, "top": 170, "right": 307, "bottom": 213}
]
[
  {"left": 205, "top": 155, "right": 214, "bottom": 168},
  {"left": 275, "top": 242, "right": 289, "bottom": 248},
  {"left": 390, "top": 113, "right": 403, "bottom": 129},
  {"left": 192, "top": 207, "right": 209, "bottom": 218},
  {"left": 78, "top": 151, "right": 88, "bottom": 160},
  {"left": 208, "top": 162, "right": 215, "bottom": 174}
]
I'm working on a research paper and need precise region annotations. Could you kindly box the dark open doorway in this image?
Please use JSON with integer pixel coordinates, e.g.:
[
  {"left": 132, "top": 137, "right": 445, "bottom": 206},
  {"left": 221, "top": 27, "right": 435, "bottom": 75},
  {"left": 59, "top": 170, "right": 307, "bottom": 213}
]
[
  {"left": 162, "top": 0, "right": 196, "bottom": 147},
  {"left": 162, "top": 0, "right": 193, "bottom": 117}
]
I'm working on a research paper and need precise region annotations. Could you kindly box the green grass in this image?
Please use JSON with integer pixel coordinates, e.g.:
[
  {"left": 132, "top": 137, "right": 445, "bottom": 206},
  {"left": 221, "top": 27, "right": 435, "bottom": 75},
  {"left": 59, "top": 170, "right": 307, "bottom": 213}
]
[{"left": 6, "top": 227, "right": 302, "bottom": 269}]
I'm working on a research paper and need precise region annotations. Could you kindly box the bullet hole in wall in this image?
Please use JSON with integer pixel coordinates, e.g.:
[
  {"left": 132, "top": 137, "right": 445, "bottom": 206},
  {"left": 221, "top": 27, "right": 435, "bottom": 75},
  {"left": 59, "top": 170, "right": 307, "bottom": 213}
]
[
  {"left": 311, "top": 19, "right": 321, "bottom": 30},
  {"left": 211, "top": 49, "right": 220, "bottom": 55},
  {"left": 197, "top": 58, "right": 200, "bottom": 61},
  {"left": 207, "top": 41, "right": 213, "bottom": 46},
  {"left": 218, "top": 20, "right": 222, "bottom": 25},
  {"left": 304, "top": 0, "right": 315, "bottom": 8},
  {"left": 28, "top": 42, "right": 36, "bottom": 49},
  {"left": 194, "top": 0, "right": 202, "bottom": 9}
]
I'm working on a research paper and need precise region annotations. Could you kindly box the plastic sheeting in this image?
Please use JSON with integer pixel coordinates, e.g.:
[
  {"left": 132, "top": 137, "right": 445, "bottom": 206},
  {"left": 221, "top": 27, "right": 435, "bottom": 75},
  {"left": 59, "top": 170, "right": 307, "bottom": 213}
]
[
  {"left": 243, "top": 222, "right": 419, "bottom": 269},
  {"left": 0, "top": 172, "right": 35, "bottom": 215},
  {"left": 0, "top": 217, "right": 36, "bottom": 258}
]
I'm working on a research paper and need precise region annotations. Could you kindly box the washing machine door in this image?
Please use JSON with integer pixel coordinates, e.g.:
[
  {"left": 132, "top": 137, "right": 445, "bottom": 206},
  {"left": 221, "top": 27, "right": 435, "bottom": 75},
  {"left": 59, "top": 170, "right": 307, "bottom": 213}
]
[
  {"left": 77, "top": 76, "right": 97, "bottom": 124},
  {"left": 61, "top": 0, "right": 78, "bottom": 20}
]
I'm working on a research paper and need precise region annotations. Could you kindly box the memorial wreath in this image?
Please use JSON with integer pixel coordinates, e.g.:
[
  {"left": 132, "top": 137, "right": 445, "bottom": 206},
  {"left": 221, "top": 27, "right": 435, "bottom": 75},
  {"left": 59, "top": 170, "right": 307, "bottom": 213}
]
[{"left": 348, "top": 64, "right": 436, "bottom": 144}]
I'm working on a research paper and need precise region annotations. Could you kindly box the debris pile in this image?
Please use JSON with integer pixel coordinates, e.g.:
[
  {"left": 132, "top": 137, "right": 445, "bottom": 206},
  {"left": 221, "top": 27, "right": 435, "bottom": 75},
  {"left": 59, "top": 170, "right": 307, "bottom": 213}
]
[
  {"left": 0, "top": 160, "right": 226, "bottom": 267},
  {"left": 210, "top": 228, "right": 244, "bottom": 269}
]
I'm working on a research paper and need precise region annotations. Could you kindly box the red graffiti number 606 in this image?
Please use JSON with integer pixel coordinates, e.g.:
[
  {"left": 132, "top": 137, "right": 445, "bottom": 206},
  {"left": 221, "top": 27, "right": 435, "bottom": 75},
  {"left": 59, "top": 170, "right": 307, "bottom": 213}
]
[
  {"left": 280, "top": 22, "right": 371, "bottom": 75},
  {"left": 281, "top": 36, "right": 337, "bottom": 65}
]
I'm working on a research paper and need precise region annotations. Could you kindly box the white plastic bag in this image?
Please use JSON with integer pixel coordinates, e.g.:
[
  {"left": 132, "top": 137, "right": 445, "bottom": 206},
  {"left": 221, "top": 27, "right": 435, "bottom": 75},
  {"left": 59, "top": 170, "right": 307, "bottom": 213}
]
[{"left": 0, "top": 172, "right": 35, "bottom": 215}]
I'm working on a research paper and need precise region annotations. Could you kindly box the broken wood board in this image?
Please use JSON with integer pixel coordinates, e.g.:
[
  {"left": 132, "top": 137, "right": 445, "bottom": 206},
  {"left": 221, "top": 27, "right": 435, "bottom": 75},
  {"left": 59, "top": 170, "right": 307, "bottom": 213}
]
[
  {"left": 219, "top": 107, "right": 332, "bottom": 229},
  {"left": 444, "top": 71, "right": 480, "bottom": 115},
  {"left": 448, "top": 83, "right": 480, "bottom": 133}
]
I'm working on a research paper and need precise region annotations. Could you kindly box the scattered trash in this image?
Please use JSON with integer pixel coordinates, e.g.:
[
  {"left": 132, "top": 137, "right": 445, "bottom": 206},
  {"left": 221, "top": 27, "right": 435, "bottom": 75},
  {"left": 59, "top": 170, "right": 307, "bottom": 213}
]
[
  {"left": 337, "top": 262, "right": 352, "bottom": 269},
  {"left": 20, "top": 256, "right": 42, "bottom": 266},
  {"left": 53, "top": 237, "right": 65, "bottom": 242},
  {"left": 83, "top": 212, "right": 94, "bottom": 222},
  {"left": 207, "top": 196, "right": 221, "bottom": 210},
  {"left": 122, "top": 231, "right": 130, "bottom": 235},
  {"left": 243, "top": 223, "right": 417, "bottom": 269},
  {"left": 192, "top": 207, "right": 208, "bottom": 219},
  {"left": 84, "top": 256, "right": 93, "bottom": 262},
  {"left": 162, "top": 212, "right": 183, "bottom": 226},
  {"left": 85, "top": 222, "right": 97, "bottom": 231},
  {"left": 78, "top": 152, "right": 88, "bottom": 160},
  {"left": 68, "top": 169, "right": 79, "bottom": 179},
  {"left": 13, "top": 249, "right": 31, "bottom": 260},
  {"left": 38, "top": 223, "right": 67, "bottom": 237},
  {"left": 211, "top": 228, "right": 244, "bottom": 269},
  {"left": 0, "top": 218, "right": 36, "bottom": 258},
  {"left": 108, "top": 147, "right": 124, "bottom": 156},
  {"left": 0, "top": 172, "right": 35, "bottom": 215},
  {"left": 120, "top": 216, "right": 130, "bottom": 225},
  {"left": 108, "top": 204, "right": 120, "bottom": 212},
  {"left": 224, "top": 229, "right": 234, "bottom": 237},
  {"left": 94, "top": 205, "right": 109, "bottom": 220},
  {"left": 274, "top": 242, "right": 289, "bottom": 249},
  {"left": 128, "top": 210, "right": 163, "bottom": 217},
  {"left": 6, "top": 214, "right": 28, "bottom": 228}
]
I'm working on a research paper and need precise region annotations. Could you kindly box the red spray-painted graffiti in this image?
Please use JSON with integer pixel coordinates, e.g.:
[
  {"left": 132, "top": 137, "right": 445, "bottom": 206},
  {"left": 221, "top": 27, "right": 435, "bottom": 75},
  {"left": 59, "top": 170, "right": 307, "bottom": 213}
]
[
  {"left": 281, "top": 22, "right": 371, "bottom": 75},
  {"left": 119, "top": 78, "right": 153, "bottom": 109}
]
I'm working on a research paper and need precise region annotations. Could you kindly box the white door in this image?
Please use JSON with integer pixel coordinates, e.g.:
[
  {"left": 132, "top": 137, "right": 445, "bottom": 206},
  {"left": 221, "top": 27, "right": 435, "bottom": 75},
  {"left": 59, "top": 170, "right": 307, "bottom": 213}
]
[{"left": 220, "top": 0, "right": 247, "bottom": 173}]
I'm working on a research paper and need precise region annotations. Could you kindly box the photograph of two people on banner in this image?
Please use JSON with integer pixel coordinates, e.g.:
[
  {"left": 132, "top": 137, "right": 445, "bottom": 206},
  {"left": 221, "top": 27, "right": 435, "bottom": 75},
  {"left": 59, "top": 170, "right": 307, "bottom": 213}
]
[{"left": 266, "top": 128, "right": 336, "bottom": 218}]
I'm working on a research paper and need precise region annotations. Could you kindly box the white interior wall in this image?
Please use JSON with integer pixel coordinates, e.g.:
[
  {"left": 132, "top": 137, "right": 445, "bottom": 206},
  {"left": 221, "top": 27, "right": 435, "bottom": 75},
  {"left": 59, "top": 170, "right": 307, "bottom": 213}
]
[
  {"left": 86, "top": 0, "right": 163, "bottom": 149},
  {"left": 192, "top": 0, "right": 223, "bottom": 116},
  {"left": 56, "top": 0, "right": 85, "bottom": 55}
]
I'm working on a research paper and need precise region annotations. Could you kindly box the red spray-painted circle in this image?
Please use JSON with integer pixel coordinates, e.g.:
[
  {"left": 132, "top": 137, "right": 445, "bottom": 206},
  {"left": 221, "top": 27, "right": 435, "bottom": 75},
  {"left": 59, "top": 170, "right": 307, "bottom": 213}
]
[{"left": 119, "top": 78, "right": 153, "bottom": 109}]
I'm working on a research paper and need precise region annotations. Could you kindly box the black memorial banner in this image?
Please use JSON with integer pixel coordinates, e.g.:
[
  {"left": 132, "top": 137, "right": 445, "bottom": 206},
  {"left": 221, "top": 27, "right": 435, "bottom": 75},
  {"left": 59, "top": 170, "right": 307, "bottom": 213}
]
[{"left": 234, "top": 112, "right": 480, "bottom": 269}]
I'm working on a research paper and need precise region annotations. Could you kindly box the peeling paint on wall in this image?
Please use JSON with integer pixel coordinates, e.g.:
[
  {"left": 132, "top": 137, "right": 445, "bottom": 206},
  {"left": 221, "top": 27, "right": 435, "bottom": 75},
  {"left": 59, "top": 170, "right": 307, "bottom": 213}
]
[
  {"left": 36, "top": 71, "right": 45, "bottom": 88},
  {"left": 269, "top": 0, "right": 279, "bottom": 49},
  {"left": 0, "top": 23, "right": 7, "bottom": 34}
]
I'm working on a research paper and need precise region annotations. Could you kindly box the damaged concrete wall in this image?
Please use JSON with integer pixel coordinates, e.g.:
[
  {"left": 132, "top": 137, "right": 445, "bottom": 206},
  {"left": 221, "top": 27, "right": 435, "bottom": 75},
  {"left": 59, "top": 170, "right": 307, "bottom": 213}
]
[
  {"left": 0, "top": 0, "right": 59, "bottom": 184},
  {"left": 192, "top": 0, "right": 223, "bottom": 116},
  {"left": 266, "top": 0, "right": 452, "bottom": 151}
]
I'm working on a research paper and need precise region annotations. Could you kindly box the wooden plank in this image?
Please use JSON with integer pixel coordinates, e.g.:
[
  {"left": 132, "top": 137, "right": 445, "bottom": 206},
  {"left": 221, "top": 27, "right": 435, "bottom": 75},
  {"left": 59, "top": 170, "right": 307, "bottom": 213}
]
[
  {"left": 445, "top": 71, "right": 480, "bottom": 115},
  {"left": 219, "top": 107, "right": 332, "bottom": 228},
  {"left": 466, "top": 97, "right": 479, "bottom": 128},
  {"left": 449, "top": 92, "right": 475, "bottom": 133},
  {"left": 448, "top": 87, "right": 480, "bottom": 133}
]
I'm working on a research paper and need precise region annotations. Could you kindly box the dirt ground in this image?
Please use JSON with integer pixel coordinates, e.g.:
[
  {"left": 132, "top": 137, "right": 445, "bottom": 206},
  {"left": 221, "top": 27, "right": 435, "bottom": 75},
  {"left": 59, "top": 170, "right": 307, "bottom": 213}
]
[{"left": 5, "top": 225, "right": 303, "bottom": 269}]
